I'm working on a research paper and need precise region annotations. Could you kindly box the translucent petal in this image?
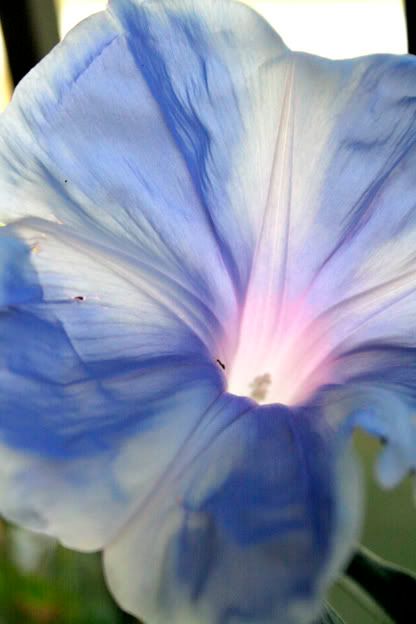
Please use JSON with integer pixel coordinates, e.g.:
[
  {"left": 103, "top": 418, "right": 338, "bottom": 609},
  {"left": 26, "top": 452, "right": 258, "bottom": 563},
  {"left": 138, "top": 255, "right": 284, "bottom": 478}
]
[
  {"left": 0, "top": 233, "right": 41, "bottom": 305},
  {"left": 104, "top": 397, "right": 361, "bottom": 624},
  {"left": 4, "top": 0, "right": 416, "bottom": 409},
  {"left": 0, "top": 222, "right": 224, "bottom": 549},
  {"left": 0, "top": 365, "right": 222, "bottom": 551},
  {"left": 0, "top": 0, "right": 288, "bottom": 356},
  {"left": 0, "top": 0, "right": 280, "bottom": 555},
  {"left": 0, "top": 0, "right": 415, "bottom": 619},
  {"left": 313, "top": 346, "right": 416, "bottom": 488},
  {"left": 228, "top": 49, "right": 416, "bottom": 409}
]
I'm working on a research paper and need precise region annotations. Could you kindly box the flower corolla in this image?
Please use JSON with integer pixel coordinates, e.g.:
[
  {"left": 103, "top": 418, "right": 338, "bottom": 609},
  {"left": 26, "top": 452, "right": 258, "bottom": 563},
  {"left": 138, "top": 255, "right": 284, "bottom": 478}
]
[{"left": 0, "top": 1, "right": 415, "bottom": 623}]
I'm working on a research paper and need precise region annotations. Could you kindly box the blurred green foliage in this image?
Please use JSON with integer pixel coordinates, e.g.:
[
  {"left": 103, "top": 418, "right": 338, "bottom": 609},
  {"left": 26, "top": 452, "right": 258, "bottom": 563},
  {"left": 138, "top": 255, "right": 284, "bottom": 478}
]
[
  {"left": 0, "top": 432, "right": 414, "bottom": 623},
  {"left": 0, "top": 521, "right": 136, "bottom": 623},
  {"left": 330, "top": 431, "right": 416, "bottom": 623}
]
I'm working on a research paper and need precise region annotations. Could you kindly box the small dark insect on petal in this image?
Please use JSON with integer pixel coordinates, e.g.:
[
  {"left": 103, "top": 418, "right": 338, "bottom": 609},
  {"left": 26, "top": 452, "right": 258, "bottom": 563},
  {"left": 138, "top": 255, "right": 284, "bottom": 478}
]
[
  {"left": 64, "top": 179, "right": 68, "bottom": 183},
  {"left": 216, "top": 359, "right": 226, "bottom": 370},
  {"left": 73, "top": 295, "right": 85, "bottom": 302}
]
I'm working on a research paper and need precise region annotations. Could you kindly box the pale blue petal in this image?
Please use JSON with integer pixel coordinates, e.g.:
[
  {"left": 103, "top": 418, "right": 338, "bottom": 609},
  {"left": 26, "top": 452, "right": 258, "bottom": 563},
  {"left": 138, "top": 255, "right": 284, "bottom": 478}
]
[
  {"left": 0, "top": 0, "right": 290, "bottom": 357},
  {"left": 0, "top": 0, "right": 415, "bottom": 620},
  {"left": 0, "top": 307, "right": 223, "bottom": 550},
  {"left": 0, "top": 0, "right": 282, "bottom": 559},
  {"left": 0, "top": 220, "right": 224, "bottom": 549},
  {"left": 105, "top": 396, "right": 361, "bottom": 624},
  {"left": 314, "top": 345, "right": 416, "bottom": 488},
  {"left": 196, "top": 30, "right": 416, "bottom": 482},
  {"left": 0, "top": 234, "right": 41, "bottom": 305},
  {"left": 297, "top": 56, "right": 416, "bottom": 482},
  {"left": 0, "top": 362, "right": 222, "bottom": 551}
]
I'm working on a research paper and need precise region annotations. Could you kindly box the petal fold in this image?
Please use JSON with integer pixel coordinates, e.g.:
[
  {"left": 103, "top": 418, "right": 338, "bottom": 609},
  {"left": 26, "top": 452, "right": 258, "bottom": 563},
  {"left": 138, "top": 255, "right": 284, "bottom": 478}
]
[
  {"left": 0, "top": 0, "right": 416, "bottom": 620},
  {"left": 0, "top": 220, "right": 225, "bottom": 550},
  {"left": 105, "top": 397, "right": 361, "bottom": 624},
  {"left": 0, "top": 233, "right": 41, "bottom": 305}
]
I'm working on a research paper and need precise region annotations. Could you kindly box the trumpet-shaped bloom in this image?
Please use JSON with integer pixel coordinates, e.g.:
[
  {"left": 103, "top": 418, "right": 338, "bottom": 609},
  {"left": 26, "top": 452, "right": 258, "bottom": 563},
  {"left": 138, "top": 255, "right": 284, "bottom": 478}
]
[{"left": 0, "top": 0, "right": 415, "bottom": 622}]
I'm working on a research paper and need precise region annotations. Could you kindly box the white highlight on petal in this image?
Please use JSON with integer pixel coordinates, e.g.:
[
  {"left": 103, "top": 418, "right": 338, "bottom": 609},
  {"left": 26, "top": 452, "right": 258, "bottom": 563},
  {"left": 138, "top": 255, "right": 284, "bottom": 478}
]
[
  {"left": 227, "top": 64, "right": 332, "bottom": 406},
  {"left": 227, "top": 293, "right": 334, "bottom": 406}
]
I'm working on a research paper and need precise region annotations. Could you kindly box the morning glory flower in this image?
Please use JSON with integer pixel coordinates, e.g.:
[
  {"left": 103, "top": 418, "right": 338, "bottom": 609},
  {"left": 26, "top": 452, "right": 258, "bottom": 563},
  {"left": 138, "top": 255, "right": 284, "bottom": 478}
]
[{"left": 0, "top": 0, "right": 415, "bottom": 622}]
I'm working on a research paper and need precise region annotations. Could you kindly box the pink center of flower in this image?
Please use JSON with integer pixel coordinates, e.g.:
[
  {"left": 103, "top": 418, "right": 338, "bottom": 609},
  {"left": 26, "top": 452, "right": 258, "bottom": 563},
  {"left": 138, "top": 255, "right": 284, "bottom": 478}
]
[{"left": 226, "top": 293, "right": 333, "bottom": 406}]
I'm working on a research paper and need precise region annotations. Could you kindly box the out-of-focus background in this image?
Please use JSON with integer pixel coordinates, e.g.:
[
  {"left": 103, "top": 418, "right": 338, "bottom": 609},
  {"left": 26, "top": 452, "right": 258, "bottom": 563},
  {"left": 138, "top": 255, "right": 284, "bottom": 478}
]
[{"left": 0, "top": 1, "right": 414, "bottom": 623}]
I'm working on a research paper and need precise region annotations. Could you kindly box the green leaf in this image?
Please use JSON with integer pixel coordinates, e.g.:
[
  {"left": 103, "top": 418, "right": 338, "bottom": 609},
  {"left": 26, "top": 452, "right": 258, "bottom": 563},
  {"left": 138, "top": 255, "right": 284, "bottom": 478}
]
[
  {"left": 318, "top": 603, "right": 346, "bottom": 623},
  {"left": 345, "top": 545, "right": 416, "bottom": 623}
]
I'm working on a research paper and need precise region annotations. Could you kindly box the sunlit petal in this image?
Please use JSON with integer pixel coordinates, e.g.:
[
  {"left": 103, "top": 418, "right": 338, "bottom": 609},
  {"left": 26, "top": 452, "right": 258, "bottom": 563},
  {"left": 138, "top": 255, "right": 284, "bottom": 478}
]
[
  {"left": 0, "top": 233, "right": 41, "bottom": 305},
  {"left": 228, "top": 50, "right": 416, "bottom": 412},
  {"left": 105, "top": 397, "right": 361, "bottom": 624},
  {"left": 0, "top": 1, "right": 415, "bottom": 622},
  {"left": 0, "top": 222, "right": 224, "bottom": 549}
]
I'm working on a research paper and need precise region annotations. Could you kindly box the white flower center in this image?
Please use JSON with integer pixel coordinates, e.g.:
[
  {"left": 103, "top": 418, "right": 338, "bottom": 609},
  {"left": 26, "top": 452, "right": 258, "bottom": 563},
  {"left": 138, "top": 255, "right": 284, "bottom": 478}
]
[{"left": 226, "top": 295, "right": 333, "bottom": 406}]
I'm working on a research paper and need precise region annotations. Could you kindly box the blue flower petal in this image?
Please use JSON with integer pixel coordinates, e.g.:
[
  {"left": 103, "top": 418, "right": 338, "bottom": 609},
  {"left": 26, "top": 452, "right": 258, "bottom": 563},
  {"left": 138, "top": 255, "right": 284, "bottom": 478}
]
[
  {"left": 0, "top": 220, "right": 225, "bottom": 549},
  {"left": 0, "top": 0, "right": 287, "bottom": 566},
  {"left": 105, "top": 396, "right": 361, "bottom": 624},
  {"left": 0, "top": 306, "right": 223, "bottom": 550},
  {"left": 313, "top": 344, "right": 416, "bottom": 488},
  {"left": 0, "top": 0, "right": 415, "bottom": 620},
  {"left": 0, "top": 233, "right": 41, "bottom": 305},
  {"left": 0, "top": 0, "right": 288, "bottom": 351},
  {"left": 287, "top": 57, "right": 416, "bottom": 480}
]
